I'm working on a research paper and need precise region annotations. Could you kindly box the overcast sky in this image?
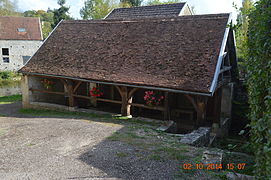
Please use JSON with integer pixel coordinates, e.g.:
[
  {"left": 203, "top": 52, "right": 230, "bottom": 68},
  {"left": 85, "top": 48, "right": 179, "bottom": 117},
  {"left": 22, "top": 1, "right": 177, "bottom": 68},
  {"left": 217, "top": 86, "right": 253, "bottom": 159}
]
[{"left": 17, "top": 0, "right": 243, "bottom": 20}]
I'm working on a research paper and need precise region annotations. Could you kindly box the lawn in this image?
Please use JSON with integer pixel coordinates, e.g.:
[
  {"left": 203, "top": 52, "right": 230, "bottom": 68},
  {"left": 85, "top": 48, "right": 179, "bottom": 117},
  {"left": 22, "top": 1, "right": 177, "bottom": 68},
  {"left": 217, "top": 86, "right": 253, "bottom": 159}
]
[{"left": 0, "top": 95, "right": 22, "bottom": 104}]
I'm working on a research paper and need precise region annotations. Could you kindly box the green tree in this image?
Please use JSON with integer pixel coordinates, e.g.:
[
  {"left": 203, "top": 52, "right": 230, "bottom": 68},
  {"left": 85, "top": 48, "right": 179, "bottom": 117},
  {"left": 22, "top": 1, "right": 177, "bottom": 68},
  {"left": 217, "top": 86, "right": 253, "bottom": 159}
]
[
  {"left": 24, "top": 10, "right": 54, "bottom": 39},
  {"left": 246, "top": 0, "right": 271, "bottom": 178},
  {"left": 0, "top": 0, "right": 21, "bottom": 16},
  {"left": 80, "top": 0, "right": 117, "bottom": 20},
  {"left": 52, "top": 0, "right": 73, "bottom": 28},
  {"left": 120, "top": 0, "right": 142, "bottom": 7},
  {"left": 233, "top": 0, "right": 254, "bottom": 79},
  {"left": 147, "top": 0, "right": 181, "bottom": 6}
]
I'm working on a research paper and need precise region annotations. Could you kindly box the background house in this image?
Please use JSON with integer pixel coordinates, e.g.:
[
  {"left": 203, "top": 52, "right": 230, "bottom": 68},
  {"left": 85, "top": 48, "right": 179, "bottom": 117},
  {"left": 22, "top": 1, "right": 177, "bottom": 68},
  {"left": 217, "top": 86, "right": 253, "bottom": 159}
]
[
  {"left": 0, "top": 16, "right": 43, "bottom": 71},
  {"left": 105, "top": 2, "right": 193, "bottom": 19}
]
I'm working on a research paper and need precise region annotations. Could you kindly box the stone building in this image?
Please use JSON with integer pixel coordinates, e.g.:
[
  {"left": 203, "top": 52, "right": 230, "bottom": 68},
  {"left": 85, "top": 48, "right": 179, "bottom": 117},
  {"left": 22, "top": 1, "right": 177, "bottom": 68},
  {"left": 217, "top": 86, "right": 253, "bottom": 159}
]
[
  {"left": 0, "top": 16, "right": 43, "bottom": 71},
  {"left": 19, "top": 13, "right": 238, "bottom": 136},
  {"left": 105, "top": 2, "right": 193, "bottom": 19}
]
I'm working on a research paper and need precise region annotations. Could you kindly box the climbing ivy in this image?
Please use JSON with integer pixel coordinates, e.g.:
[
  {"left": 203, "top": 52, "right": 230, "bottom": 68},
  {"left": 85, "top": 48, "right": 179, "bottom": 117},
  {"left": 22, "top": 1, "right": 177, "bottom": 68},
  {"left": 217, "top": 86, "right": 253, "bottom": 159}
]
[{"left": 246, "top": 0, "right": 271, "bottom": 178}]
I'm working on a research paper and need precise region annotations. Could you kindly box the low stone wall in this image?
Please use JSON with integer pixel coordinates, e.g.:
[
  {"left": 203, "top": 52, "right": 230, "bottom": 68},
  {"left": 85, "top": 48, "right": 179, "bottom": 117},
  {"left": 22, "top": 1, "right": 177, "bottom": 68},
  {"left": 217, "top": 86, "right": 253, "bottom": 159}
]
[{"left": 179, "top": 127, "right": 211, "bottom": 146}]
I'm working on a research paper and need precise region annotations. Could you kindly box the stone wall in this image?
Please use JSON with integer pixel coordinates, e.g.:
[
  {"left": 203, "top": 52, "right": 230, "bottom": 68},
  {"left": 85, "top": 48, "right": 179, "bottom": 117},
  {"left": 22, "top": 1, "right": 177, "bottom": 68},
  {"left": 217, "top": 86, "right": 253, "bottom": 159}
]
[
  {"left": 0, "top": 40, "right": 42, "bottom": 71},
  {"left": 22, "top": 75, "right": 66, "bottom": 108}
]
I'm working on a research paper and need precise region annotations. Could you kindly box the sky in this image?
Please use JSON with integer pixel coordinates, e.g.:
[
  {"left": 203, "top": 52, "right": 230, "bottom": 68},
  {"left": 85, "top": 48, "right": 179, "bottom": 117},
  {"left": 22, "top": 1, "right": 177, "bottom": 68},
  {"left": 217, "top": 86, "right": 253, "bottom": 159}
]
[{"left": 17, "top": 0, "right": 243, "bottom": 20}]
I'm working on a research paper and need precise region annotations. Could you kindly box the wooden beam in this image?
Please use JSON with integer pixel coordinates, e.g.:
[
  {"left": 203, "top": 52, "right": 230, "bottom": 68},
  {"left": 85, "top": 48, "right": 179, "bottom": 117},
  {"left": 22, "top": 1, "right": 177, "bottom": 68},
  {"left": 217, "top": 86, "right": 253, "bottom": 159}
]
[
  {"left": 73, "top": 81, "right": 82, "bottom": 93},
  {"left": 184, "top": 94, "right": 199, "bottom": 112},
  {"left": 30, "top": 88, "right": 66, "bottom": 95},
  {"left": 185, "top": 94, "right": 208, "bottom": 126},
  {"left": 128, "top": 88, "right": 138, "bottom": 99},
  {"left": 219, "top": 66, "right": 232, "bottom": 74}
]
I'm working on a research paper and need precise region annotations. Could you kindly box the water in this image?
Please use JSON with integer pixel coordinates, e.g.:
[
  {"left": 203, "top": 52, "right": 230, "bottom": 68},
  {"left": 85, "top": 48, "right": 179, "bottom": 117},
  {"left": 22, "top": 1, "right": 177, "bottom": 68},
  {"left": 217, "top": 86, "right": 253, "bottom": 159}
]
[{"left": 0, "top": 81, "right": 21, "bottom": 97}]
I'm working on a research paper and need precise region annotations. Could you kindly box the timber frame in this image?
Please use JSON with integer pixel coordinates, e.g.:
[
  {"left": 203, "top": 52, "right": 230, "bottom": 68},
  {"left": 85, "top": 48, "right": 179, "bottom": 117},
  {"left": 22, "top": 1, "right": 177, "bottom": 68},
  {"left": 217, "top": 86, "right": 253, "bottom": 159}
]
[{"left": 24, "top": 73, "right": 220, "bottom": 130}]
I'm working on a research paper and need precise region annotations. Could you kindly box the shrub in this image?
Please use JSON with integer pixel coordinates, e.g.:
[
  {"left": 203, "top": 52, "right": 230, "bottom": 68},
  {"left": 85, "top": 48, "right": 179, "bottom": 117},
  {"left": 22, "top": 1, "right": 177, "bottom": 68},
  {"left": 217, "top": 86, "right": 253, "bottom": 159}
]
[{"left": 246, "top": 0, "right": 271, "bottom": 178}]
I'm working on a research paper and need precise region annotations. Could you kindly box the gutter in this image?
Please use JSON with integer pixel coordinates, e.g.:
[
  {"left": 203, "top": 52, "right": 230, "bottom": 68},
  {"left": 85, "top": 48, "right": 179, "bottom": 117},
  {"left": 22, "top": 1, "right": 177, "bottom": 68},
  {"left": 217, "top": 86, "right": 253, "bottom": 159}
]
[{"left": 22, "top": 72, "right": 212, "bottom": 97}]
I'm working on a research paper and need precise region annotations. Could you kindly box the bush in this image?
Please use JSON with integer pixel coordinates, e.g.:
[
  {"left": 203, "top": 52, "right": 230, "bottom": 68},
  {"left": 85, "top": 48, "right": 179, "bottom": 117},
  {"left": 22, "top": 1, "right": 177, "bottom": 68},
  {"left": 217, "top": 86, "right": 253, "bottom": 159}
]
[
  {"left": 0, "top": 71, "right": 19, "bottom": 80},
  {"left": 247, "top": 0, "right": 271, "bottom": 178}
]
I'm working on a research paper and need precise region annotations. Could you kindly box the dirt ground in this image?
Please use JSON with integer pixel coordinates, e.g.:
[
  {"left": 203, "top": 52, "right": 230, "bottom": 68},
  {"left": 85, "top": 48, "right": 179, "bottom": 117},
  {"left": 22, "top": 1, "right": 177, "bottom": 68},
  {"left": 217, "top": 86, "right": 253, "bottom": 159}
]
[{"left": 0, "top": 102, "right": 187, "bottom": 180}]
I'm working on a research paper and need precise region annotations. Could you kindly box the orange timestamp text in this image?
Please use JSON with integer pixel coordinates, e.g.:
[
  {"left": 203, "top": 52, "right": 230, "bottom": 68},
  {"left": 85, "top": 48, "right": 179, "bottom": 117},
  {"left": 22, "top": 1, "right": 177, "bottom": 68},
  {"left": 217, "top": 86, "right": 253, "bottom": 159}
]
[{"left": 182, "top": 163, "right": 246, "bottom": 170}]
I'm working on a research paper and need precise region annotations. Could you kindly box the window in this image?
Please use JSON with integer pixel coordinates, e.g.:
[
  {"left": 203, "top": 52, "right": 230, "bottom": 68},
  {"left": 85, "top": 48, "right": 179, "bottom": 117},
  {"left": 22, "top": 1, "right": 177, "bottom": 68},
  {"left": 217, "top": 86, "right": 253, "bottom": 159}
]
[
  {"left": 2, "top": 48, "right": 9, "bottom": 56},
  {"left": 17, "top": 28, "right": 26, "bottom": 32},
  {"left": 22, "top": 56, "right": 31, "bottom": 65},
  {"left": 3, "top": 57, "right": 10, "bottom": 63}
]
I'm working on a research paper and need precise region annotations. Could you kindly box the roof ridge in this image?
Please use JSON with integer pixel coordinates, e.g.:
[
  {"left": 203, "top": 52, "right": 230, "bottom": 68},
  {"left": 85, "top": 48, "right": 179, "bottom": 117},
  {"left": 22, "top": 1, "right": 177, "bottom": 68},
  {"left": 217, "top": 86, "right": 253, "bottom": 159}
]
[
  {"left": 112, "top": 2, "right": 186, "bottom": 11},
  {"left": 63, "top": 13, "right": 230, "bottom": 24}
]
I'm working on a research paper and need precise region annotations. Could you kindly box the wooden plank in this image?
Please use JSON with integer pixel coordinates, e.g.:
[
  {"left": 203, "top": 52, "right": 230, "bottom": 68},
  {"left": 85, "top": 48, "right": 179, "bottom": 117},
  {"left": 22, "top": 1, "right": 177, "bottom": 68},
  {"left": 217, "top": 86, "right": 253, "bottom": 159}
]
[{"left": 30, "top": 88, "right": 66, "bottom": 95}]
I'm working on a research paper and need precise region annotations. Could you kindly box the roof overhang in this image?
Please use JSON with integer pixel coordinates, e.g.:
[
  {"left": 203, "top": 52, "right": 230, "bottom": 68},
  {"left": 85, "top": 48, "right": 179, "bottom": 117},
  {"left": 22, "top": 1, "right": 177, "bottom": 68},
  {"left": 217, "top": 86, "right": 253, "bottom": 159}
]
[{"left": 22, "top": 72, "right": 213, "bottom": 97}]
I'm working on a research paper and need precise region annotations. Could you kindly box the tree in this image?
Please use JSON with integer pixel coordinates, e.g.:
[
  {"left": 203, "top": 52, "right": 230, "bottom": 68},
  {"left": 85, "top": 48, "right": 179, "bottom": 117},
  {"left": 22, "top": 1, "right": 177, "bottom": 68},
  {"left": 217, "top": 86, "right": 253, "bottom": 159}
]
[
  {"left": 246, "top": 0, "right": 271, "bottom": 178},
  {"left": 120, "top": 0, "right": 142, "bottom": 7},
  {"left": 0, "top": 0, "right": 21, "bottom": 16},
  {"left": 24, "top": 10, "right": 54, "bottom": 39},
  {"left": 233, "top": 0, "right": 254, "bottom": 80},
  {"left": 146, "top": 0, "right": 181, "bottom": 6},
  {"left": 80, "top": 0, "right": 117, "bottom": 20},
  {"left": 52, "top": 0, "right": 73, "bottom": 28}
]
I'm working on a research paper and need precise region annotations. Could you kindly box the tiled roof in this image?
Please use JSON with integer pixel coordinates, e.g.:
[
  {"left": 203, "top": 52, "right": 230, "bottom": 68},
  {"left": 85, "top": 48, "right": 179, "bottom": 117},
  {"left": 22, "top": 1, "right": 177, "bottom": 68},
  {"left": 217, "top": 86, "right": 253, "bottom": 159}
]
[
  {"left": 20, "top": 14, "right": 230, "bottom": 94},
  {"left": 0, "top": 16, "right": 42, "bottom": 40},
  {"left": 105, "top": 3, "right": 185, "bottom": 19}
]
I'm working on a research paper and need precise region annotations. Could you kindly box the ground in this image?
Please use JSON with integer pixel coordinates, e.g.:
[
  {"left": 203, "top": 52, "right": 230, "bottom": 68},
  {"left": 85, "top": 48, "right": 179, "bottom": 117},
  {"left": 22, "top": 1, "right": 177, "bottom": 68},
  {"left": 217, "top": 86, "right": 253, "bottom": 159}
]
[{"left": 0, "top": 96, "right": 254, "bottom": 179}]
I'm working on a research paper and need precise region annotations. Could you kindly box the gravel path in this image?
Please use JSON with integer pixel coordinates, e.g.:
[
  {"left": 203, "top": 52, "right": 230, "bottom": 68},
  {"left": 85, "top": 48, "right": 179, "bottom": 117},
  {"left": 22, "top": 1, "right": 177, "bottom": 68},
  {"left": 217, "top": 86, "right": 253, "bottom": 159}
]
[{"left": 0, "top": 103, "right": 179, "bottom": 180}]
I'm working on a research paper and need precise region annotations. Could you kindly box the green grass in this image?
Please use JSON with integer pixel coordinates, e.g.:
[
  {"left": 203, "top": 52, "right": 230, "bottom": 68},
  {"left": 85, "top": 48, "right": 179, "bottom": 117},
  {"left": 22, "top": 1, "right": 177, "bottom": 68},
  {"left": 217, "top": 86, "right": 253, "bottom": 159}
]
[
  {"left": 0, "top": 95, "right": 22, "bottom": 104},
  {"left": 116, "top": 152, "right": 128, "bottom": 157},
  {"left": 148, "top": 154, "right": 162, "bottom": 161},
  {"left": 0, "top": 113, "right": 5, "bottom": 117},
  {"left": 19, "top": 108, "right": 112, "bottom": 119}
]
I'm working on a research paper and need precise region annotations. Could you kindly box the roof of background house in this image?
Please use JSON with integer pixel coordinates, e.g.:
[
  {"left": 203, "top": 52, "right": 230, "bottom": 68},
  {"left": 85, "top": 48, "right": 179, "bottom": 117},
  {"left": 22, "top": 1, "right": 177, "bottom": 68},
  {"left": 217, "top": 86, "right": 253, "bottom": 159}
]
[
  {"left": 20, "top": 14, "right": 230, "bottom": 94},
  {"left": 105, "top": 3, "right": 186, "bottom": 19},
  {"left": 0, "top": 16, "right": 42, "bottom": 40}
]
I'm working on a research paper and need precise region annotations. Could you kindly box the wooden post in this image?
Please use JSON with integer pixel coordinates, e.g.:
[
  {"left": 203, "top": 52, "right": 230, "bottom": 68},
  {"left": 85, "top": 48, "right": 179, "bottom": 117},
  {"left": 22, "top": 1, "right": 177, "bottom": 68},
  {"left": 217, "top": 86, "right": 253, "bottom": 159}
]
[
  {"left": 115, "top": 86, "right": 138, "bottom": 117},
  {"left": 89, "top": 83, "right": 97, "bottom": 107},
  {"left": 67, "top": 80, "right": 75, "bottom": 107},
  {"left": 120, "top": 87, "right": 129, "bottom": 116},
  {"left": 185, "top": 95, "right": 208, "bottom": 126},
  {"left": 110, "top": 86, "right": 114, "bottom": 100},
  {"left": 213, "top": 89, "right": 222, "bottom": 124},
  {"left": 196, "top": 96, "right": 208, "bottom": 126},
  {"left": 164, "top": 92, "right": 170, "bottom": 121}
]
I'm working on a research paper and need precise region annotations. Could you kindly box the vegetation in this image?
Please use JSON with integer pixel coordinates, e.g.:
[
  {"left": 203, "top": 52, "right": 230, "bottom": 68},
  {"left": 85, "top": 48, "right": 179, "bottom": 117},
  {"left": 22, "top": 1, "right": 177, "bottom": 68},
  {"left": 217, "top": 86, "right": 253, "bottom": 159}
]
[
  {"left": 246, "top": 0, "right": 271, "bottom": 178},
  {"left": 0, "top": 71, "right": 21, "bottom": 87},
  {"left": 80, "top": 0, "right": 118, "bottom": 19},
  {"left": 0, "top": 0, "right": 22, "bottom": 16},
  {"left": 24, "top": 10, "right": 54, "bottom": 39},
  {"left": 234, "top": 0, "right": 254, "bottom": 79},
  {"left": 0, "top": 95, "right": 22, "bottom": 104},
  {"left": 51, "top": 0, "right": 73, "bottom": 28},
  {"left": 146, "top": 0, "right": 181, "bottom": 6}
]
